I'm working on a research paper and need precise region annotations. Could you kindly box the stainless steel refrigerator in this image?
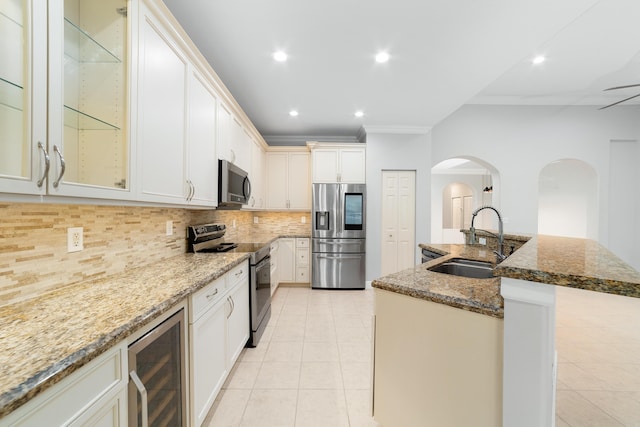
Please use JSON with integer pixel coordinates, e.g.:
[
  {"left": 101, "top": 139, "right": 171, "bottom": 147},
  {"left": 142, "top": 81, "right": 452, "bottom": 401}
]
[{"left": 312, "top": 183, "right": 366, "bottom": 289}]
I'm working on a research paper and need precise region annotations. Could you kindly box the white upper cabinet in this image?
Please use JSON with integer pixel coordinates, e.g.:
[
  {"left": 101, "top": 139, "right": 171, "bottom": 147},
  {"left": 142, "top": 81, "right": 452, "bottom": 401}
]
[
  {"left": 310, "top": 143, "right": 366, "bottom": 183},
  {"left": 185, "top": 69, "right": 218, "bottom": 206},
  {"left": 266, "top": 149, "right": 310, "bottom": 210},
  {"left": 0, "top": 0, "right": 133, "bottom": 199},
  {"left": 136, "top": 0, "right": 188, "bottom": 204},
  {"left": 249, "top": 138, "right": 266, "bottom": 209},
  {"left": 0, "top": 0, "right": 46, "bottom": 196}
]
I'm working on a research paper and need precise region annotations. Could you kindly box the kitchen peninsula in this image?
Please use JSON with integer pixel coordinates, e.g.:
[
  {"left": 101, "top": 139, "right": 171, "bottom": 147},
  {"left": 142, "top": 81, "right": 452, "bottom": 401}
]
[{"left": 372, "top": 234, "right": 640, "bottom": 427}]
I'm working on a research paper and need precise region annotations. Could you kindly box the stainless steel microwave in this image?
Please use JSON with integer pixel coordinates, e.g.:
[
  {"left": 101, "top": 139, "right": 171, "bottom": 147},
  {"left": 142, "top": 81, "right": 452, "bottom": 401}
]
[{"left": 218, "top": 159, "right": 251, "bottom": 209}]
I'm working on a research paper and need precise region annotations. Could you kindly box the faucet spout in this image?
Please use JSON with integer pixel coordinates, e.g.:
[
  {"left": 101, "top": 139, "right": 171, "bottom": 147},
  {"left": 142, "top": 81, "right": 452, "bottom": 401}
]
[{"left": 470, "top": 205, "right": 506, "bottom": 262}]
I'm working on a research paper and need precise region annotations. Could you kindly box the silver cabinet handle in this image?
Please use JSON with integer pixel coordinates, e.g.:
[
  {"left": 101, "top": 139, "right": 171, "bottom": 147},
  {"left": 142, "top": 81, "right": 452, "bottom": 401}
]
[
  {"left": 235, "top": 269, "right": 243, "bottom": 277},
  {"left": 36, "top": 142, "right": 49, "bottom": 188},
  {"left": 186, "top": 180, "right": 194, "bottom": 201},
  {"left": 129, "top": 370, "right": 149, "bottom": 427},
  {"left": 206, "top": 288, "right": 219, "bottom": 300},
  {"left": 52, "top": 145, "right": 65, "bottom": 188},
  {"left": 230, "top": 295, "right": 234, "bottom": 315},
  {"left": 226, "top": 296, "right": 234, "bottom": 319}
]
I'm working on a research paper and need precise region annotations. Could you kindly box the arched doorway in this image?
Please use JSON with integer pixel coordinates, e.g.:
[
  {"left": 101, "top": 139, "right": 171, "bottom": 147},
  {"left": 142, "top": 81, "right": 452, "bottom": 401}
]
[{"left": 431, "top": 157, "right": 500, "bottom": 244}]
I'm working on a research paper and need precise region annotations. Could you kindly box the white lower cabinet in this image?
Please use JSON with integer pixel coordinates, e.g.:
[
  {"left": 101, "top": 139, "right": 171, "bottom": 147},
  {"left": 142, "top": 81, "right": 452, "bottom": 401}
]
[
  {"left": 227, "top": 268, "right": 250, "bottom": 367},
  {"left": 189, "top": 260, "right": 249, "bottom": 427},
  {"left": 278, "top": 238, "right": 310, "bottom": 285},
  {"left": 3, "top": 342, "right": 128, "bottom": 426},
  {"left": 270, "top": 240, "right": 280, "bottom": 296}
]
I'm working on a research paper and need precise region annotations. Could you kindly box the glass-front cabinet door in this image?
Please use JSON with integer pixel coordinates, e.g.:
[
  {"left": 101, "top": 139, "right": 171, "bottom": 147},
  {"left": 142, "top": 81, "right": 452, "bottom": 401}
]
[
  {"left": 0, "top": 0, "right": 47, "bottom": 195},
  {"left": 48, "top": 0, "right": 131, "bottom": 198}
]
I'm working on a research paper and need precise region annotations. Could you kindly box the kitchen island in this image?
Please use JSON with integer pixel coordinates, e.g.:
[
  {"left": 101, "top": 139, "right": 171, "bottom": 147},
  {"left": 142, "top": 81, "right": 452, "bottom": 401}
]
[{"left": 372, "top": 234, "right": 640, "bottom": 427}]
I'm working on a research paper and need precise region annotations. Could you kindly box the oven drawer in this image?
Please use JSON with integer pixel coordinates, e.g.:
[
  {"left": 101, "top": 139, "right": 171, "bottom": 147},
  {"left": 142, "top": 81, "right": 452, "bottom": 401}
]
[{"left": 191, "top": 276, "right": 227, "bottom": 322}]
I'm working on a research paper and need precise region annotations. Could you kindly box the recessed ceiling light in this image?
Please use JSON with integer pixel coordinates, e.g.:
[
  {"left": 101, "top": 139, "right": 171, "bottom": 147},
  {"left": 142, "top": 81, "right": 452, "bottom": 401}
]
[
  {"left": 375, "top": 52, "right": 389, "bottom": 63},
  {"left": 354, "top": 111, "right": 364, "bottom": 118},
  {"left": 289, "top": 110, "right": 298, "bottom": 117},
  {"left": 532, "top": 55, "right": 546, "bottom": 65},
  {"left": 273, "top": 51, "right": 288, "bottom": 62}
]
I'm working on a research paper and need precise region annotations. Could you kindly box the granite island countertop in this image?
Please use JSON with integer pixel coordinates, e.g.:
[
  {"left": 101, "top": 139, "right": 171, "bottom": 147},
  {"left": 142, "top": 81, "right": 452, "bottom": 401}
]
[
  {"left": 0, "top": 233, "right": 310, "bottom": 418},
  {"left": 372, "top": 244, "right": 504, "bottom": 318},
  {"left": 373, "top": 234, "right": 640, "bottom": 319}
]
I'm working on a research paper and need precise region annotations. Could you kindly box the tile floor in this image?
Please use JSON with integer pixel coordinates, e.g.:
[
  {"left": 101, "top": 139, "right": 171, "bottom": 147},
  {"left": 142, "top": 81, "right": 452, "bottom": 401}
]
[
  {"left": 556, "top": 285, "right": 640, "bottom": 427},
  {"left": 203, "top": 287, "right": 379, "bottom": 427},
  {"left": 204, "top": 285, "right": 640, "bottom": 427}
]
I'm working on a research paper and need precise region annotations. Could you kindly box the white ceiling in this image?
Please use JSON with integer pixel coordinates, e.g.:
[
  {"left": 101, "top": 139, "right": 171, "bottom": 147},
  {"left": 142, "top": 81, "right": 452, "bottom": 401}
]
[{"left": 162, "top": 0, "right": 640, "bottom": 144}]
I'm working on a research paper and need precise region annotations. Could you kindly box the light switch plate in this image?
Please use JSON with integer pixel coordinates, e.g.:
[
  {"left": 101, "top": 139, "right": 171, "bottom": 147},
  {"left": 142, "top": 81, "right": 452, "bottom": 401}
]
[
  {"left": 67, "top": 227, "right": 83, "bottom": 252},
  {"left": 479, "top": 237, "right": 487, "bottom": 245},
  {"left": 301, "top": 216, "right": 306, "bottom": 224},
  {"left": 254, "top": 217, "right": 259, "bottom": 224},
  {"left": 166, "top": 220, "right": 173, "bottom": 236}
]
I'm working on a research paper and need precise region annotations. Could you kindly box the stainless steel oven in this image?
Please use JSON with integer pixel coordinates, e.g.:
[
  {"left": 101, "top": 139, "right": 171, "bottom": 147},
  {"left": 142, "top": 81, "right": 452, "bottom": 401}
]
[{"left": 187, "top": 223, "right": 271, "bottom": 347}]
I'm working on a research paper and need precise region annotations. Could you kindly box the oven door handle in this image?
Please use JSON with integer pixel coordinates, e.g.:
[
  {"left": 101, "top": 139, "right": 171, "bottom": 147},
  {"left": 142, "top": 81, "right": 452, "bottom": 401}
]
[
  {"left": 130, "top": 370, "right": 149, "bottom": 427},
  {"left": 255, "top": 256, "right": 271, "bottom": 271}
]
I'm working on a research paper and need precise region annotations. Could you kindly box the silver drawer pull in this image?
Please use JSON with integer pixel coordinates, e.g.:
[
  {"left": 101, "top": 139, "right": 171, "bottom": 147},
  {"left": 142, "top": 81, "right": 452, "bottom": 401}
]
[
  {"left": 52, "top": 145, "right": 66, "bottom": 188},
  {"left": 206, "top": 288, "right": 219, "bottom": 299},
  {"left": 235, "top": 270, "right": 243, "bottom": 277}
]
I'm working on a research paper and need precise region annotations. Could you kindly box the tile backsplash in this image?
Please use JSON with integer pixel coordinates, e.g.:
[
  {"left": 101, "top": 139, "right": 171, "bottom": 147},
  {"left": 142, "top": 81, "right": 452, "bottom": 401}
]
[{"left": 0, "top": 203, "right": 310, "bottom": 306}]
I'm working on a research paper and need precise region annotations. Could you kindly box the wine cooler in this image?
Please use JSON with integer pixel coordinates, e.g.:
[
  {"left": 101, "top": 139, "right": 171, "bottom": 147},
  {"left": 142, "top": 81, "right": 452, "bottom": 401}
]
[{"left": 128, "top": 309, "right": 186, "bottom": 427}]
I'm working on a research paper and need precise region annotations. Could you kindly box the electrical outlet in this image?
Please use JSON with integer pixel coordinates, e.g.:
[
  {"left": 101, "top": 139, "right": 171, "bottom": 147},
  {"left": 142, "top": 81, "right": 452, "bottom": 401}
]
[
  {"left": 254, "top": 217, "right": 259, "bottom": 224},
  {"left": 232, "top": 220, "right": 236, "bottom": 228},
  {"left": 301, "top": 216, "right": 306, "bottom": 224},
  {"left": 166, "top": 220, "right": 173, "bottom": 236},
  {"left": 67, "top": 227, "right": 83, "bottom": 253},
  {"left": 479, "top": 237, "right": 487, "bottom": 245}
]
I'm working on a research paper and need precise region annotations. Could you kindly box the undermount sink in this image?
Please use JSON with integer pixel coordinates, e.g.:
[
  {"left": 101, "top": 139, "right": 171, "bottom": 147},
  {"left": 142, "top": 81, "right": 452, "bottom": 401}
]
[{"left": 428, "top": 258, "right": 494, "bottom": 279}]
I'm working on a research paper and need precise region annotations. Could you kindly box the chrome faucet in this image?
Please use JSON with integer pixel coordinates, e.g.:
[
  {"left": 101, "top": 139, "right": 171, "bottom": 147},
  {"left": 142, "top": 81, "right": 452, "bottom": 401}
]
[{"left": 469, "top": 206, "right": 506, "bottom": 262}]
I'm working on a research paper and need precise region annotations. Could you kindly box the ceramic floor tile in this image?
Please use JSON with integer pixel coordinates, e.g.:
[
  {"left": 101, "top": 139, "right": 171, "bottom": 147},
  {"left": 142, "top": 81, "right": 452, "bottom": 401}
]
[
  {"left": 224, "top": 361, "right": 262, "bottom": 390},
  {"left": 341, "top": 362, "right": 372, "bottom": 390},
  {"left": 264, "top": 341, "right": 304, "bottom": 362},
  {"left": 239, "top": 345, "right": 268, "bottom": 363},
  {"left": 302, "top": 341, "right": 340, "bottom": 362},
  {"left": 299, "top": 361, "right": 343, "bottom": 389},
  {"left": 295, "top": 389, "right": 349, "bottom": 427},
  {"left": 271, "top": 321, "right": 306, "bottom": 342},
  {"left": 338, "top": 342, "right": 372, "bottom": 364},
  {"left": 240, "top": 389, "right": 298, "bottom": 427},
  {"left": 254, "top": 361, "right": 301, "bottom": 389},
  {"left": 579, "top": 391, "right": 640, "bottom": 426},
  {"left": 204, "top": 388, "right": 251, "bottom": 427},
  {"left": 345, "top": 389, "right": 377, "bottom": 426},
  {"left": 556, "top": 390, "right": 624, "bottom": 427},
  {"left": 557, "top": 363, "right": 609, "bottom": 391},
  {"left": 336, "top": 325, "right": 369, "bottom": 343}
]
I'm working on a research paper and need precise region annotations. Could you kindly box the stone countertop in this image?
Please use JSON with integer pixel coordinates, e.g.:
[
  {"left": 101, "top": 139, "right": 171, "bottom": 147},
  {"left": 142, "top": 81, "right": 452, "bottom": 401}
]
[
  {"left": 374, "top": 235, "right": 640, "bottom": 320},
  {"left": 372, "top": 245, "right": 504, "bottom": 319},
  {"left": 0, "top": 233, "right": 311, "bottom": 418},
  {"left": 495, "top": 235, "right": 640, "bottom": 297}
]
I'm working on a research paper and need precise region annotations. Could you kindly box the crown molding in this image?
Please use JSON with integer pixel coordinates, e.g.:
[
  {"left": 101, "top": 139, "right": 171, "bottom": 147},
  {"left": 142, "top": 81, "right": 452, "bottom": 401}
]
[
  {"left": 361, "top": 125, "right": 431, "bottom": 135},
  {"left": 263, "top": 134, "right": 361, "bottom": 146}
]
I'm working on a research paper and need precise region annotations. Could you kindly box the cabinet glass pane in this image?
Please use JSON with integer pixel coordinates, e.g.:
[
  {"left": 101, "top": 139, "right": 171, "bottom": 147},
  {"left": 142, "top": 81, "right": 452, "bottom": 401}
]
[
  {"left": 0, "top": 1, "right": 29, "bottom": 179},
  {"left": 63, "top": 0, "right": 128, "bottom": 189}
]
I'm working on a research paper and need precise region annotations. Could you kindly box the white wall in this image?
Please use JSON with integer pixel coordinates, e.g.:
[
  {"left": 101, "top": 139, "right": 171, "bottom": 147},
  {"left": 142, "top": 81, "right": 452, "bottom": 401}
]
[
  {"left": 365, "top": 130, "right": 431, "bottom": 281},
  {"left": 431, "top": 104, "right": 640, "bottom": 270}
]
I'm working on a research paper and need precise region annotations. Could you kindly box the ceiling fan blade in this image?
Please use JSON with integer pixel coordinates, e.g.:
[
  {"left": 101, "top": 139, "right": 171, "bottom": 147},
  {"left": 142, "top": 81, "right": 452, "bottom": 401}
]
[
  {"left": 603, "top": 84, "right": 640, "bottom": 91},
  {"left": 599, "top": 92, "right": 640, "bottom": 110}
]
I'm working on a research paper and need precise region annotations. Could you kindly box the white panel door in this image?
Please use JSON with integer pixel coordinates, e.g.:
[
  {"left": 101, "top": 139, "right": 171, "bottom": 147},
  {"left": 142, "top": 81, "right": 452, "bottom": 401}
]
[
  {"left": 288, "top": 152, "right": 310, "bottom": 209},
  {"left": 381, "top": 170, "right": 416, "bottom": 276},
  {"left": 396, "top": 171, "right": 416, "bottom": 271},
  {"left": 266, "top": 152, "right": 288, "bottom": 209},
  {"left": 381, "top": 172, "right": 399, "bottom": 276}
]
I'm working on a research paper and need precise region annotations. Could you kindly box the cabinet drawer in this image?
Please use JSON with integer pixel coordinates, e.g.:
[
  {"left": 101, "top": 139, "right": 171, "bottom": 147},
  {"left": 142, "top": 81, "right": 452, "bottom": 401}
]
[
  {"left": 228, "top": 260, "right": 249, "bottom": 287},
  {"left": 296, "top": 249, "right": 309, "bottom": 266},
  {"left": 296, "top": 267, "right": 309, "bottom": 283},
  {"left": 296, "top": 238, "right": 309, "bottom": 248},
  {"left": 6, "top": 343, "right": 126, "bottom": 426},
  {"left": 191, "top": 276, "right": 226, "bottom": 321}
]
